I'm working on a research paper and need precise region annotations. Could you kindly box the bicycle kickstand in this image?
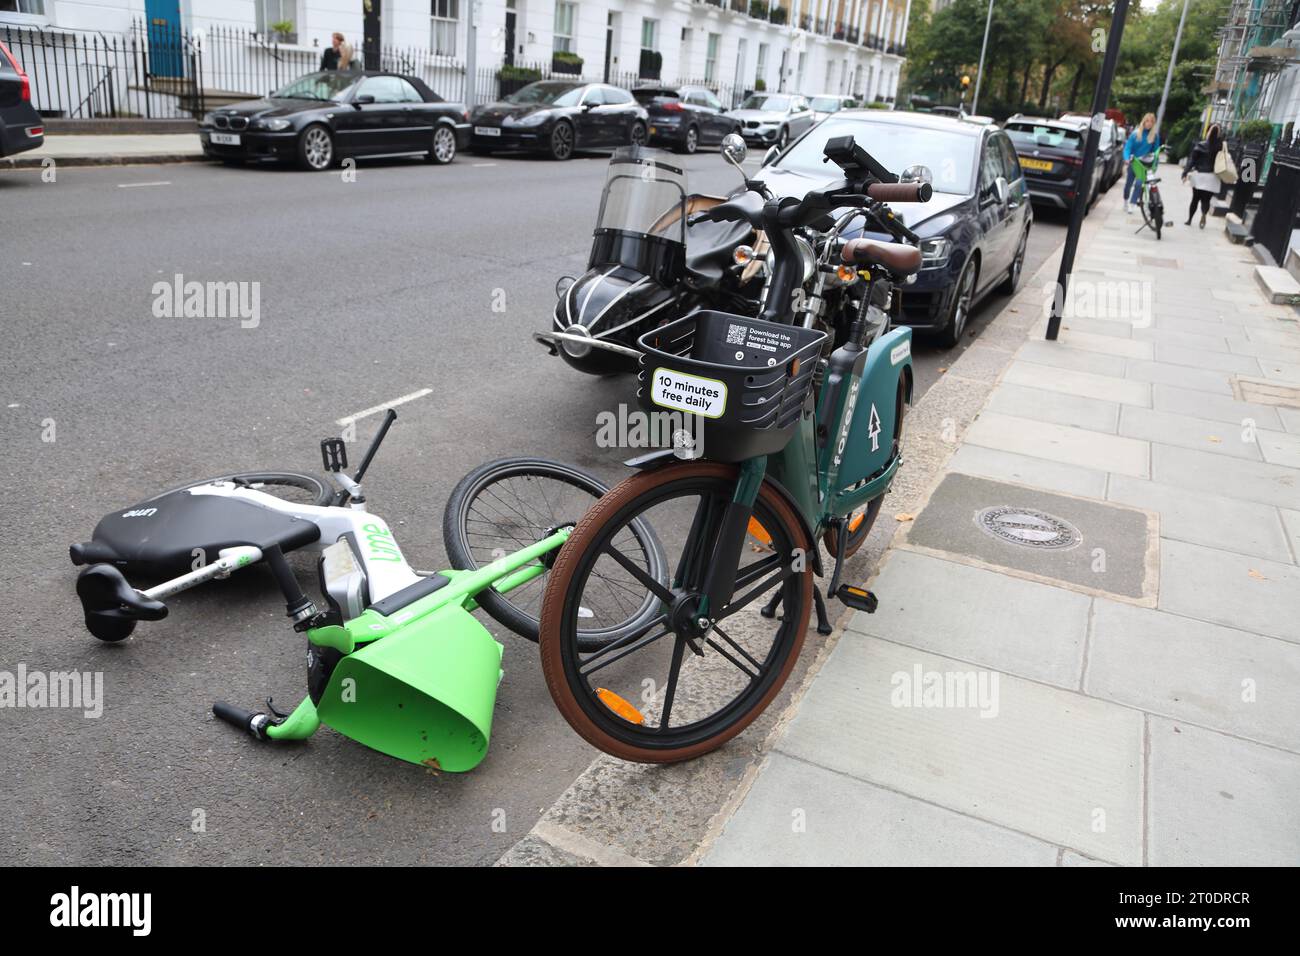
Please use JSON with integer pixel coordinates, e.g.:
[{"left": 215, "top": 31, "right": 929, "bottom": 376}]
[{"left": 812, "top": 586, "right": 833, "bottom": 636}]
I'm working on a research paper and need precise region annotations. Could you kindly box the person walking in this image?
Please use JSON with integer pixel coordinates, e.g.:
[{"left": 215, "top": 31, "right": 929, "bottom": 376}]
[
  {"left": 1182, "top": 123, "right": 1224, "bottom": 229},
  {"left": 1122, "top": 113, "right": 1160, "bottom": 214},
  {"left": 319, "top": 42, "right": 339, "bottom": 71},
  {"left": 331, "top": 32, "right": 355, "bottom": 71}
]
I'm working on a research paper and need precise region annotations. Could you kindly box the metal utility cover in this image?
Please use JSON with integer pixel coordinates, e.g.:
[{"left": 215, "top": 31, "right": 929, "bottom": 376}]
[{"left": 904, "top": 473, "right": 1158, "bottom": 604}]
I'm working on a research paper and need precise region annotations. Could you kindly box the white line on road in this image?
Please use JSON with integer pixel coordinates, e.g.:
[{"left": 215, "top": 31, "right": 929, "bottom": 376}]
[
  {"left": 473, "top": 162, "right": 497, "bottom": 167},
  {"left": 117, "top": 181, "right": 172, "bottom": 188},
  {"left": 336, "top": 388, "right": 433, "bottom": 426}
]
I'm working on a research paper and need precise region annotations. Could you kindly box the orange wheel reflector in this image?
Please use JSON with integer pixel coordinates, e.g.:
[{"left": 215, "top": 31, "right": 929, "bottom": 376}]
[
  {"left": 596, "top": 688, "right": 645, "bottom": 725},
  {"left": 848, "top": 512, "right": 866, "bottom": 533},
  {"left": 836, "top": 264, "right": 858, "bottom": 283},
  {"left": 747, "top": 517, "right": 773, "bottom": 546}
]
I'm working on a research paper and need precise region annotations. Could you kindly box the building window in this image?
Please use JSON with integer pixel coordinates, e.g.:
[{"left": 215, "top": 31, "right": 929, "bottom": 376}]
[
  {"left": 256, "top": 0, "right": 296, "bottom": 34},
  {"left": 554, "top": 1, "right": 577, "bottom": 54},
  {"left": 431, "top": 0, "right": 459, "bottom": 57},
  {"left": 641, "top": 17, "right": 659, "bottom": 52},
  {"left": 704, "top": 32, "right": 720, "bottom": 83},
  {"left": 1, "top": 0, "right": 47, "bottom": 13},
  {"left": 755, "top": 42, "right": 768, "bottom": 88}
]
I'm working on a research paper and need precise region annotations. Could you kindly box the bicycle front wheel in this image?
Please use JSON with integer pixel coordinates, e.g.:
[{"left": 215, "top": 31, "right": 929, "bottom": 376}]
[{"left": 539, "top": 461, "right": 813, "bottom": 763}]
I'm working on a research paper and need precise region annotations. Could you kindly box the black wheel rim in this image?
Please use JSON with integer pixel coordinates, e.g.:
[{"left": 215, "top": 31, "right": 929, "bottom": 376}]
[
  {"left": 952, "top": 264, "right": 975, "bottom": 337},
  {"left": 631, "top": 124, "right": 646, "bottom": 146},
  {"left": 553, "top": 124, "right": 573, "bottom": 158},
  {"left": 686, "top": 128, "right": 697, "bottom": 152},
  {"left": 557, "top": 475, "right": 806, "bottom": 751},
  {"left": 459, "top": 467, "right": 664, "bottom": 648}
]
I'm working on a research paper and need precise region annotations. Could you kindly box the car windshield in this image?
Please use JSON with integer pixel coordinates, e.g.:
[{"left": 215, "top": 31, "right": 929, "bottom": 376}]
[
  {"left": 505, "top": 81, "right": 584, "bottom": 106},
  {"left": 773, "top": 115, "right": 978, "bottom": 195},
  {"left": 740, "top": 94, "right": 790, "bottom": 112},
  {"left": 1005, "top": 123, "right": 1083, "bottom": 150},
  {"left": 810, "top": 97, "right": 844, "bottom": 112},
  {"left": 271, "top": 72, "right": 359, "bottom": 101}
]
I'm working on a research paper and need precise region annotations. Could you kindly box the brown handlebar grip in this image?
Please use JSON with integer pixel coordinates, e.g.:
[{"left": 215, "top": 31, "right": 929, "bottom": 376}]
[{"left": 866, "top": 181, "right": 933, "bottom": 203}]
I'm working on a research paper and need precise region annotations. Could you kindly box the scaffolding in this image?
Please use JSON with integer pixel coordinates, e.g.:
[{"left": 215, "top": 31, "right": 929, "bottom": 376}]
[{"left": 1205, "top": 0, "right": 1300, "bottom": 134}]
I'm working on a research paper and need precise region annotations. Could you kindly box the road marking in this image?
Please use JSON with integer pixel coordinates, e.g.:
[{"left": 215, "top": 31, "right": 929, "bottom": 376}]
[
  {"left": 336, "top": 388, "right": 433, "bottom": 426},
  {"left": 117, "top": 181, "right": 172, "bottom": 188},
  {"left": 472, "top": 162, "right": 497, "bottom": 167}
]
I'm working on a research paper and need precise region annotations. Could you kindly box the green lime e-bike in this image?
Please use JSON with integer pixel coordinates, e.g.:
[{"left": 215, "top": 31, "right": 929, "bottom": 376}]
[{"left": 535, "top": 135, "right": 929, "bottom": 763}]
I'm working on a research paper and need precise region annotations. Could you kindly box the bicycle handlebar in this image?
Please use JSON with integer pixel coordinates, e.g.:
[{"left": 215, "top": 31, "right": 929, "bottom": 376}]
[{"left": 866, "top": 181, "right": 933, "bottom": 203}]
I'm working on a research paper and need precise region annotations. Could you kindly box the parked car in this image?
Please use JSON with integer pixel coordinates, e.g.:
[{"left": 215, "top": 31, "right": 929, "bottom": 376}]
[
  {"left": 809, "top": 94, "right": 859, "bottom": 122},
  {"left": 199, "top": 70, "right": 470, "bottom": 171},
  {"left": 755, "top": 110, "right": 1032, "bottom": 347},
  {"left": 1003, "top": 115, "right": 1102, "bottom": 212},
  {"left": 632, "top": 84, "right": 739, "bottom": 154},
  {"left": 1059, "top": 112, "right": 1124, "bottom": 190},
  {"left": 727, "top": 92, "right": 815, "bottom": 150},
  {"left": 0, "top": 39, "right": 43, "bottom": 160},
  {"left": 469, "top": 80, "right": 648, "bottom": 160}
]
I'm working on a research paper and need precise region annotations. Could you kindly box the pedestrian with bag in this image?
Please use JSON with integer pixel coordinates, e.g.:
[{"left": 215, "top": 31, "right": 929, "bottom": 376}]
[
  {"left": 1123, "top": 113, "right": 1160, "bottom": 214},
  {"left": 1182, "top": 123, "right": 1232, "bottom": 229}
]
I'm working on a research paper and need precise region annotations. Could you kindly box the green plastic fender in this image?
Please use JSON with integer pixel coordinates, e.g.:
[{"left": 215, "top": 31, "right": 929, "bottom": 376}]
[{"left": 830, "top": 325, "right": 912, "bottom": 495}]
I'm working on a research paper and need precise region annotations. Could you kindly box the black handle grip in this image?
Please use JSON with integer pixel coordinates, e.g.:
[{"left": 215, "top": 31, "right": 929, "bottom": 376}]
[
  {"left": 867, "top": 181, "right": 933, "bottom": 203},
  {"left": 213, "top": 701, "right": 265, "bottom": 737}
]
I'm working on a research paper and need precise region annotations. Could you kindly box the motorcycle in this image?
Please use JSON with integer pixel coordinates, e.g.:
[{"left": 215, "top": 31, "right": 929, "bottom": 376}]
[{"left": 533, "top": 141, "right": 767, "bottom": 376}]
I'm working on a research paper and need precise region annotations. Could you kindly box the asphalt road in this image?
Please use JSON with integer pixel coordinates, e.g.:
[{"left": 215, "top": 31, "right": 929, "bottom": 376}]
[{"left": 0, "top": 146, "right": 1065, "bottom": 865}]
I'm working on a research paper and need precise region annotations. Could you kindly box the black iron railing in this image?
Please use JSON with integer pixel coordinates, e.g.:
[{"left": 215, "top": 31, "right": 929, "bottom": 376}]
[{"left": 1249, "top": 145, "right": 1300, "bottom": 265}]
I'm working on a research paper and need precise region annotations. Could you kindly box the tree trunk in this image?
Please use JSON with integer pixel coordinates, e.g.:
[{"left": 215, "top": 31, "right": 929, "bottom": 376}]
[
  {"left": 1004, "top": 62, "right": 1017, "bottom": 102},
  {"left": 1067, "top": 62, "right": 1085, "bottom": 112},
  {"left": 1038, "top": 61, "right": 1059, "bottom": 111},
  {"left": 1019, "top": 60, "right": 1033, "bottom": 106}
]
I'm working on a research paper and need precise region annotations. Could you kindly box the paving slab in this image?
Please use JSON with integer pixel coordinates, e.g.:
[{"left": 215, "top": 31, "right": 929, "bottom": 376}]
[
  {"left": 848, "top": 550, "right": 1090, "bottom": 687},
  {"left": 946, "top": 444, "right": 1110, "bottom": 498},
  {"left": 1153, "top": 343, "right": 1263, "bottom": 376},
  {"left": 1281, "top": 509, "right": 1300, "bottom": 560},
  {"left": 1003, "top": 362, "right": 1151, "bottom": 406},
  {"left": 1017, "top": 341, "right": 1130, "bottom": 377},
  {"left": 1060, "top": 850, "right": 1114, "bottom": 866},
  {"left": 1105, "top": 475, "right": 1293, "bottom": 562},
  {"left": 1054, "top": 330, "right": 1153, "bottom": 360},
  {"left": 1126, "top": 359, "right": 1234, "bottom": 395},
  {"left": 1282, "top": 407, "right": 1300, "bottom": 434},
  {"left": 1158, "top": 539, "right": 1300, "bottom": 644},
  {"left": 1257, "top": 429, "right": 1300, "bottom": 469},
  {"left": 1087, "top": 600, "right": 1300, "bottom": 751},
  {"left": 1245, "top": 325, "right": 1300, "bottom": 349},
  {"left": 1260, "top": 359, "right": 1300, "bottom": 383},
  {"left": 1056, "top": 317, "right": 1134, "bottom": 339},
  {"left": 964, "top": 411, "right": 1150, "bottom": 478},
  {"left": 1118, "top": 406, "right": 1263, "bottom": 461},
  {"left": 985, "top": 383, "right": 1120, "bottom": 434},
  {"left": 1150, "top": 383, "right": 1283, "bottom": 430},
  {"left": 1134, "top": 326, "right": 1234, "bottom": 353},
  {"left": 776, "top": 635, "right": 1144, "bottom": 865},
  {"left": 1149, "top": 443, "right": 1300, "bottom": 510},
  {"left": 1148, "top": 717, "right": 1300, "bottom": 866},
  {"left": 702, "top": 753, "right": 1059, "bottom": 866},
  {"left": 906, "top": 473, "right": 1155, "bottom": 602}
]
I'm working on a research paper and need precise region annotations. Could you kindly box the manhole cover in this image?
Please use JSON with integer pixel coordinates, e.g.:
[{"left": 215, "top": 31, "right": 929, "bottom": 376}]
[{"left": 975, "top": 506, "right": 1082, "bottom": 550}]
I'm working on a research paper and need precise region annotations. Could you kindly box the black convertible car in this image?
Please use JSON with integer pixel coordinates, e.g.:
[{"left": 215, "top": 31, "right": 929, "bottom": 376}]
[
  {"left": 469, "top": 80, "right": 649, "bottom": 160},
  {"left": 199, "top": 70, "right": 471, "bottom": 170}
]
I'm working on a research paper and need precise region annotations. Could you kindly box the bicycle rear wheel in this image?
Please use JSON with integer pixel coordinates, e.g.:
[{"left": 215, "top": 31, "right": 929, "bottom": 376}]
[
  {"left": 443, "top": 457, "right": 667, "bottom": 647},
  {"left": 539, "top": 461, "right": 813, "bottom": 763}
]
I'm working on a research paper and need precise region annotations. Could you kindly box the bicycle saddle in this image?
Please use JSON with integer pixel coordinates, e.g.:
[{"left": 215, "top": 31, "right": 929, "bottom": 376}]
[
  {"left": 841, "top": 238, "right": 923, "bottom": 276},
  {"left": 76, "top": 564, "right": 168, "bottom": 642}
]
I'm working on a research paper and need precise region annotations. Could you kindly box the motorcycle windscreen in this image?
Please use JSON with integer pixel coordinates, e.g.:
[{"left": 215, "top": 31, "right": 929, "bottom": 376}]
[{"left": 595, "top": 148, "right": 689, "bottom": 246}]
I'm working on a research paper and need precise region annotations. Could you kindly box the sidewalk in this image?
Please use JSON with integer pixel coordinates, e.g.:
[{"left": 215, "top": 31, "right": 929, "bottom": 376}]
[
  {"left": 701, "top": 178, "right": 1300, "bottom": 866},
  {"left": 0, "top": 133, "right": 203, "bottom": 169}
]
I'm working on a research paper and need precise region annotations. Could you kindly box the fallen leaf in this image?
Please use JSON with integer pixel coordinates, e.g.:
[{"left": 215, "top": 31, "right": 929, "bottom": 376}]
[
  {"left": 938, "top": 366, "right": 948, "bottom": 374},
  {"left": 1207, "top": 436, "right": 1222, "bottom": 443},
  {"left": 1247, "top": 569, "right": 1267, "bottom": 580},
  {"left": 1009, "top": 308, "right": 1020, "bottom": 314},
  {"left": 895, "top": 512, "right": 915, "bottom": 522}
]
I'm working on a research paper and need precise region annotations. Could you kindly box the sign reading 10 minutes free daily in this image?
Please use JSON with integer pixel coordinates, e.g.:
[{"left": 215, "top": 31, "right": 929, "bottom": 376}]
[{"left": 651, "top": 368, "right": 728, "bottom": 418}]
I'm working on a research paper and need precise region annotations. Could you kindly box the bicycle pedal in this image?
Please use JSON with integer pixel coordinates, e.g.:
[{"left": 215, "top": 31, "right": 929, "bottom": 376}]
[
  {"left": 835, "top": 584, "right": 878, "bottom": 614},
  {"left": 320, "top": 437, "right": 348, "bottom": 473}
]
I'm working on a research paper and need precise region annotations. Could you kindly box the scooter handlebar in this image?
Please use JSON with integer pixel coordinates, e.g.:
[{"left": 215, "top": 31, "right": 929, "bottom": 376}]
[{"left": 866, "top": 181, "right": 933, "bottom": 203}]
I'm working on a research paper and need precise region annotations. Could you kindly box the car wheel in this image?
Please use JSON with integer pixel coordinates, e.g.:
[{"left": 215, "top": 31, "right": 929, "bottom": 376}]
[
  {"left": 999, "top": 228, "right": 1029, "bottom": 295},
  {"left": 549, "top": 121, "right": 575, "bottom": 160},
  {"left": 426, "top": 124, "right": 457, "bottom": 164},
  {"left": 676, "top": 125, "right": 699, "bottom": 154},
  {"left": 296, "top": 123, "right": 334, "bottom": 171},
  {"left": 629, "top": 121, "right": 648, "bottom": 147},
  {"left": 936, "top": 257, "right": 977, "bottom": 349},
  {"left": 777, "top": 126, "right": 789, "bottom": 150}
]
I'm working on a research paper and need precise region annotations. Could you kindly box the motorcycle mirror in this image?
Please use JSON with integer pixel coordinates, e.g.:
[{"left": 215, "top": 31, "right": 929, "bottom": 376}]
[
  {"left": 901, "top": 164, "right": 933, "bottom": 184},
  {"left": 761, "top": 145, "right": 780, "bottom": 167},
  {"left": 721, "top": 133, "right": 747, "bottom": 170}
]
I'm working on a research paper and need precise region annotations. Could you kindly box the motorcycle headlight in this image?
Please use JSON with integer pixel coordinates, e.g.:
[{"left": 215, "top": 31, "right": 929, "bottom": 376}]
[
  {"left": 919, "top": 237, "right": 952, "bottom": 269},
  {"left": 512, "top": 111, "right": 550, "bottom": 127},
  {"left": 794, "top": 235, "right": 817, "bottom": 284},
  {"left": 254, "top": 118, "right": 292, "bottom": 131}
]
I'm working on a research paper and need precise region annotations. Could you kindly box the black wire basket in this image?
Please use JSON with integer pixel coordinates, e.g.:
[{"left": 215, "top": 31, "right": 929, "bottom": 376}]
[{"left": 637, "top": 311, "right": 828, "bottom": 462}]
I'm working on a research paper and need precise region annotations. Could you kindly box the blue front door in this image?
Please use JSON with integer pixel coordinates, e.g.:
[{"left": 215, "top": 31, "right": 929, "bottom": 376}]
[{"left": 144, "top": 0, "right": 184, "bottom": 78}]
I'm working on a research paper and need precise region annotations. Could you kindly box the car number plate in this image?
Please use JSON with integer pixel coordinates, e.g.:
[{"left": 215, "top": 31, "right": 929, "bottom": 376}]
[
  {"left": 210, "top": 132, "right": 241, "bottom": 146},
  {"left": 474, "top": 126, "right": 501, "bottom": 137},
  {"left": 1018, "top": 157, "right": 1052, "bottom": 171}
]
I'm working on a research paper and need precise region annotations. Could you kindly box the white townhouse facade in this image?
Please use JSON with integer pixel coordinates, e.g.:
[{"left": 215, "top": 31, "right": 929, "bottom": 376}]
[{"left": 1, "top": 0, "right": 912, "bottom": 105}]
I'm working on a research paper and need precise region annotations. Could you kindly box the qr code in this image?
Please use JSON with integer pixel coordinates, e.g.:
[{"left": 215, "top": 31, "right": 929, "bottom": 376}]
[{"left": 725, "top": 323, "right": 747, "bottom": 346}]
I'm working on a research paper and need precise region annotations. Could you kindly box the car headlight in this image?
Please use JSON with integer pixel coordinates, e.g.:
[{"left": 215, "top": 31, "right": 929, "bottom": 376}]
[
  {"left": 919, "top": 237, "right": 952, "bottom": 269},
  {"left": 511, "top": 111, "right": 550, "bottom": 127},
  {"left": 254, "top": 118, "right": 292, "bottom": 131},
  {"left": 201, "top": 112, "right": 216, "bottom": 126}
]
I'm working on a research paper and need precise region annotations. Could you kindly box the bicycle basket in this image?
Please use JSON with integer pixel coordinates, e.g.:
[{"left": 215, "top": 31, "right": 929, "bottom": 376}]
[{"left": 637, "top": 311, "right": 827, "bottom": 462}]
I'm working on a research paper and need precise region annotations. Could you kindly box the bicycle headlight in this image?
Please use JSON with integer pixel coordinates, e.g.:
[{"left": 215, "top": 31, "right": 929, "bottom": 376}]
[
  {"left": 794, "top": 235, "right": 817, "bottom": 284},
  {"left": 255, "top": 117, "right": 292, "bottom": 131},
  {"left": 919, "top": 237, "right": 952, "bottom": 269}
]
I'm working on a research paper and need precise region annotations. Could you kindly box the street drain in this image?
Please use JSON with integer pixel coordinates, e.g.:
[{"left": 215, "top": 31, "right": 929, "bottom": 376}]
[{"left": 975, "top": 506, "right": 1082, "bottom": 550}]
